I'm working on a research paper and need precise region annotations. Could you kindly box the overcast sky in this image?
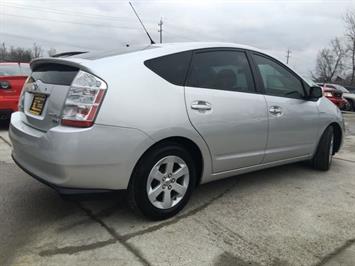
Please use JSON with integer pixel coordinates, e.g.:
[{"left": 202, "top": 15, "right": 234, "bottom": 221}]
[{"left": 0, "top": 0, "right": 354, "bottom": 77}]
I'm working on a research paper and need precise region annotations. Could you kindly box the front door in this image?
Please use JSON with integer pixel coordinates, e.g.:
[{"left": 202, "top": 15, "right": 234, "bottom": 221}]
[{"left": 251, "top": 53, "right": 320, "bottom": 163}]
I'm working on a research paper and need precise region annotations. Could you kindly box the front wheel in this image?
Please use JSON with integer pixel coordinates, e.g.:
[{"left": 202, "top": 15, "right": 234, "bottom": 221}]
[
  {"left": 128, "top": 143, "right": 196, "bottom": 220},
  {"left": 311, "top": 126, "right": 334, "bottom": 171}
]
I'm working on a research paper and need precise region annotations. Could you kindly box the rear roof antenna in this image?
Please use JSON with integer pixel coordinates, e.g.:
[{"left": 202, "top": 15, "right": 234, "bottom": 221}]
[{"left": 129, "top": 2, "right": 155, "bottom": 45}]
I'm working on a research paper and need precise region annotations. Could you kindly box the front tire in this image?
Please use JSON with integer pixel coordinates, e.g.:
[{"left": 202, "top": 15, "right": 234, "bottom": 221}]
[
  {"left": 311, "top": 126, "right": 334, "bottom": 171},
  {"left": 128, "top": 143, "right": 196, "bottom": 220}
]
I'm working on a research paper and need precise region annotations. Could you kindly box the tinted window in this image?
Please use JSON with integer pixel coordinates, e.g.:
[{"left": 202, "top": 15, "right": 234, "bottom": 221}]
[
  {"left": 144, "top": 51, "right": 191, "bottom": 86},
  {"left": 32, "top": 64, "right": 79, "bottom": 85},
  {"left": 253, "top": 54, "right": 305, "bottom": 99},
  {"left": 186, "top": 51, "right": 254, "bottom": 93}
]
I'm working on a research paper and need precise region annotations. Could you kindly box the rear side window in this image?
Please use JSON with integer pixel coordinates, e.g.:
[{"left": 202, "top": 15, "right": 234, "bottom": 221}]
[
  {"left": 144, "top": 51, "right": 192, "bottom": 86},
  {"left": 186, "top": 50, "right": 255, "bottom": 93},
  {"left": 32, "top": 64, "right": 79, "bottom": 85}
]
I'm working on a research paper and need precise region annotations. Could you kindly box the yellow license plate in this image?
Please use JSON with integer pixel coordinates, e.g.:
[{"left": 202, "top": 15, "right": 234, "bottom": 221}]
[{"left": 29, "top": 93, "right": 47, "bottom": 116}]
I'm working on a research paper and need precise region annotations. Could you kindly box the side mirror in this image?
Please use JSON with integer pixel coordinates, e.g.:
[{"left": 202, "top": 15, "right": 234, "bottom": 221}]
[{"left": 309, "top": 86, "right": 323, "bottom": 99}]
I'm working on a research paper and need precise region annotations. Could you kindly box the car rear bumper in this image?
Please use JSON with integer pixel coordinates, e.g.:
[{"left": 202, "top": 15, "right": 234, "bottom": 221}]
[{"left": 10, "top": 112, "right": 153, "bottom": 190}]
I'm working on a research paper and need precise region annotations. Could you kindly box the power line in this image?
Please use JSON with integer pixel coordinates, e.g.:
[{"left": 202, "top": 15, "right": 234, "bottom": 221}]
[
  {"left": 164, "top": 30, "right": 199, "bottom": 42},
  {"left": 1, "top": 2, "right": 129, "bottom": 22},
  {"left": 0, "top": 32, "right": 94, "bottom": 50},
  {"left": 2, "top": 13, "right": 137, "bottom": 30}
]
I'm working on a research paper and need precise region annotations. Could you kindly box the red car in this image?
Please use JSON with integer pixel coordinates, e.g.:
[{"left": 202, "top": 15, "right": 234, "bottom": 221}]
[
  {"left": 317, "top": 83, "right": 349, "bottom": 110},
  {"left": 0, "top": 62, "right": 30, "bottom": 120}
]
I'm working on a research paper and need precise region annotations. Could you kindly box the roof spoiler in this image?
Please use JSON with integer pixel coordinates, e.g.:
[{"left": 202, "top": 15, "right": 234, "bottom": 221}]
[{"left": 51, "top": 51, "right": 88, "bottom": 58}]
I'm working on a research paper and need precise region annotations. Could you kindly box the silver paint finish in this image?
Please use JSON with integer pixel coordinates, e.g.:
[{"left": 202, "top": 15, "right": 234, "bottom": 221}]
[
  {"left": 9, "top": 42, "right": 345, "bottom": 190},
  {"left": 10, "top": 112, "right": 153, "bottom": 189},
  {"left": 23, "top": 81, "right": 70, "bottom": 132},
  {"left": 185, "top": 87, "right": 268, "bottom": 172},
  {"left": 263, "top": 95, "right": 320, "bottom": 163},
  {"left": 146, "top": 155, "right": 189, "bottom": 209}
]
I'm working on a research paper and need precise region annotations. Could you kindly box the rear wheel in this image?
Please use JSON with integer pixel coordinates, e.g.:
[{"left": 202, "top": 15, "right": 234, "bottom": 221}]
[
  {"left": 311, "top": 126, "right": 334, "bottom": 171},
  {"left": 350, "top": 100, "right": 355, "bottom": 112},
  {"left": 128, "top": 143, "right": 196, "bottom": 220}
]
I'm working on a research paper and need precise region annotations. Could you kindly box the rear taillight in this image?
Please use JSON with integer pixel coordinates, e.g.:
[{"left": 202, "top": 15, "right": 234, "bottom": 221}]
[
  {"left": 61, "top": 71, "right": 107, "bottom": 128},
  {"left": 324, "top": 91, "right": 333, "bottom": 97},
  {"left": 18, "top": 76, "right": 32, "bottom": 111}
]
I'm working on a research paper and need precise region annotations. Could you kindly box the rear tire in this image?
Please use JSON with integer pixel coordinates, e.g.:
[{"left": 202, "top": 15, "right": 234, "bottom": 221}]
[
  {"left": 311, "top": 126, "right": 334, "bottom": 171},
  {"left": 350, "top": 100, "right": 355, "bottom": 112},
  {"left": 128, "top": 143, "right": 196, "bottom": 220}
]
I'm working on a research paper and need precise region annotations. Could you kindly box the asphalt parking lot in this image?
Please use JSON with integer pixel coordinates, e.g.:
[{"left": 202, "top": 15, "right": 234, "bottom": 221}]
[{"left": 1, "top": 114, "right": 355, "bottom": 266}]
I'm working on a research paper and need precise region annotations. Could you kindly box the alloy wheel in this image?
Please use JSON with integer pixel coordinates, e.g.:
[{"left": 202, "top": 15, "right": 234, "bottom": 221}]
[{"left": 146, "top": 155, "right": 190, "bottom": 209}]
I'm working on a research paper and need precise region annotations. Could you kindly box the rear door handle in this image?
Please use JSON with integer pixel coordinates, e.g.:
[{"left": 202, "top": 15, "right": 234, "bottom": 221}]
[
  {"left": 191, "top": 101, "right": 212, "bottom": 111},
  {"left": 269, "top": 106, "right": 283, "bottom": 116}
]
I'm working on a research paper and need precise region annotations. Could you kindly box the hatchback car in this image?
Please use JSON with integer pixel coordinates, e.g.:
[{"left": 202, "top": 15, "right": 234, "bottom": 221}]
[
  {"left": 0, "top": 62, "right": 30, "bottom": 120},
  {"left": 10, "top": 43, "right": 344, "bottom": 220}
]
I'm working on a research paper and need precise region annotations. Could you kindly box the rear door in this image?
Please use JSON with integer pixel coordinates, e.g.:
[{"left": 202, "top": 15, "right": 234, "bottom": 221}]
[
  {"left": 22, "top": 63, "right": 79, "bottom": 131},
  {"left": 251, "top": 53, "right": 320, "bottom": 163},
  {"left": 184, "top": 49, "right": 268, "bottom": 173}
]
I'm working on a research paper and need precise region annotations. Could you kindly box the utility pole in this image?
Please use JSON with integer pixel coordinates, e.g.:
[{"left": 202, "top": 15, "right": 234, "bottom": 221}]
[
  {"left": 286, "top": 49, "right": 291, "bottom": 64},
  {"left": 158, "top": 18, "right": 163, "bottom": 43}
]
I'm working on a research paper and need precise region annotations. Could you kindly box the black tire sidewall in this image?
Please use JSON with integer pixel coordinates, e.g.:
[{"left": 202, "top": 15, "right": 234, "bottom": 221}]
[
  {"left": 312, "top": 126, "right": 334, "bottom": 171},
  {"left": 129, "top": 144, "right": 196, "bottom": 220}
]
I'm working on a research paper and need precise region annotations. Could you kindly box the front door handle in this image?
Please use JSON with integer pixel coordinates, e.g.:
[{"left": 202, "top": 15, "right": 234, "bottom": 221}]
[
  {"left": 269, "top": 106, "right": 283, "bottom": 116},
  {"left": 191, "top": 101, "right": 212, "bottom": 111}
]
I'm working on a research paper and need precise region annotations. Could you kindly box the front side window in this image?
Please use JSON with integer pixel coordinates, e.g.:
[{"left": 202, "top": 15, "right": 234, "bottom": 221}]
[
  {"left": 253, "top": 54, "right": 305, "bottom": 99},
  {"left": 186, "top": 50, "right": 255, "bottom": 93}
]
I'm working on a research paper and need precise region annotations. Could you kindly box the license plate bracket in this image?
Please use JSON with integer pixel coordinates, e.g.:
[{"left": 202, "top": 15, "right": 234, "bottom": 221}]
[{"left": 29, "top": 93, "right": 47, "bottom": 116}]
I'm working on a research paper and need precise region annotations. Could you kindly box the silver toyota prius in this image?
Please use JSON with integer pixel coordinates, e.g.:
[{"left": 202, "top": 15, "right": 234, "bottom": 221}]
[{"left": 10, "top": 42, "right": 344, "bottom": 220}]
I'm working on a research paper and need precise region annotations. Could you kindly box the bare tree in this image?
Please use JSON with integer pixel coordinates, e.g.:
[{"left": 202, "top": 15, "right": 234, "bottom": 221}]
[
  {"left": 32, "top": 43, "right": 43, "bottom": 58},
  {"left": 344, "top": 10, "right": 355, "bottom": 85},
  {"left": 313, "top": 38, "right": 346, "bottom": 82},
  {"left": 0, "top": 43, "right": 6, "bottom": 61}
]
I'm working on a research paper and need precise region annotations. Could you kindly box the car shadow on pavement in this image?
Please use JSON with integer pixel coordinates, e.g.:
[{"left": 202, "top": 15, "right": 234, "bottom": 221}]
[
  {"left": 0, "top": 119, "right": 10, "bottom": 129},
  {"left": 63, "top": 161, "right": 315, "bottom": 225}
]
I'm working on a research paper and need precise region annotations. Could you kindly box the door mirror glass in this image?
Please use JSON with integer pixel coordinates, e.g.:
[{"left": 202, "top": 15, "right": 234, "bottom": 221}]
[{"left": 309, "top": 86, "right": 323, "bottom": 99}]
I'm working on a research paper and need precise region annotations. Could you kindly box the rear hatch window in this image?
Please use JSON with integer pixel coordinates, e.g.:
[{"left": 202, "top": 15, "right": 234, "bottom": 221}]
[
  {"left": 0, "top": 64, "right": 22, "bottom": 76},
  {"left": 32, "top": 64, "right": 78, "bottom": 85}
]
